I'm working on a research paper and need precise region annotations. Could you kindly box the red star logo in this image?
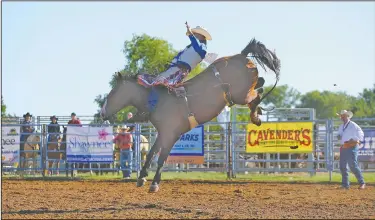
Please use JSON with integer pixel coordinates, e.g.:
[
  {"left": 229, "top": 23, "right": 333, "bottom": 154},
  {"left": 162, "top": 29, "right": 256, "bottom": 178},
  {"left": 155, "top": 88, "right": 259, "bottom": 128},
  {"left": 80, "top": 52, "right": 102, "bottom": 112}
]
[{"left": 98, "top": 129, "right": 109, "bottom": 140}]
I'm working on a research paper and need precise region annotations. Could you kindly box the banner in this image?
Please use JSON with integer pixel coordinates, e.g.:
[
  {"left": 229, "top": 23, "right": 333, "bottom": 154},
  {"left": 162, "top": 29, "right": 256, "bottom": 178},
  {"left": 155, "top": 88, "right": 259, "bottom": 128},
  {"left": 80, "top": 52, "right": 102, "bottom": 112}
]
[
  {"left": 167, "top": 125, "right": 204, "bottom": 164},
  {"left": 1, "top": 126, "right": 21, "bottom": 167},
  {"left": 359, "top": 129, "right": 375, "bottom": 162},
  {"left": 66, "top": 126, "right": 114, "bottom": 163},
  {"left": 246, "top": 122, "right": 314, "bottom": 153}
]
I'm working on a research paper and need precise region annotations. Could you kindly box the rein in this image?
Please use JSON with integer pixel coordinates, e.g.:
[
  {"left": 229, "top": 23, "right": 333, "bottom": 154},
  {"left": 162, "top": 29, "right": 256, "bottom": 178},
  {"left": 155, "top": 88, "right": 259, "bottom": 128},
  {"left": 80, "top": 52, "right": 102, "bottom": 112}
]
[{"left": 211, "top": 65, "right": 235, "bottom": 107}]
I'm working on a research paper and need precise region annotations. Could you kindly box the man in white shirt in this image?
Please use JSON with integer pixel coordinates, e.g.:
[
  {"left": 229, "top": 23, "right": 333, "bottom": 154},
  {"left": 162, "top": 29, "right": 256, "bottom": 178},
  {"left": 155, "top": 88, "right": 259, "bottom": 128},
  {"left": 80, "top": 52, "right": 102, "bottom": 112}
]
[{"left": 337, "top": 110, "right": 365, "bottom": 189}]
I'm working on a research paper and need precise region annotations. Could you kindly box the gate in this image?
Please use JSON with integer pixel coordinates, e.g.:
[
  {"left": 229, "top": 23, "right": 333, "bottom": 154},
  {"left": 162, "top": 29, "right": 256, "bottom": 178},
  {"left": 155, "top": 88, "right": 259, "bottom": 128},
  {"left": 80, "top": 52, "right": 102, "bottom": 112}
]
[{"left": 231, "top": 106, "right": 324, "bottom": 177}]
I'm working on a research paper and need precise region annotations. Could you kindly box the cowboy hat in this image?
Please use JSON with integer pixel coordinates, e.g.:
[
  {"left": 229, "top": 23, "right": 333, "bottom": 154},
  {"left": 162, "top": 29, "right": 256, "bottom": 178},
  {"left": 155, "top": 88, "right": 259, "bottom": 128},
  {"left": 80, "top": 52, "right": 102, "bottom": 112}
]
[
  {"left": 120, "top": 125, "right": 129, "bottom": 130},
  {"left": 187, "top": 26, "right": 212, "bottom": 41},
  {"left": 50, "top": 115, "right": 58, "bottom": 121},
  {"left": 23, "top": 112, "right": 32, "bottom": 118},
  {"left": 336, "top": 110, "right": 353, "bottom": 118}
]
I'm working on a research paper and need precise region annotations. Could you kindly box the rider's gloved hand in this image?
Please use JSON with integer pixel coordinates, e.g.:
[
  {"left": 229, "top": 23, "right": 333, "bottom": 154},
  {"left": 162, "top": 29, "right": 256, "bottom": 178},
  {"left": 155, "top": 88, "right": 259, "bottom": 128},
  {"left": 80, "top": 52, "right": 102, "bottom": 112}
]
[{"left": 185, "top": 21, "right": 193, "bottom": 36}]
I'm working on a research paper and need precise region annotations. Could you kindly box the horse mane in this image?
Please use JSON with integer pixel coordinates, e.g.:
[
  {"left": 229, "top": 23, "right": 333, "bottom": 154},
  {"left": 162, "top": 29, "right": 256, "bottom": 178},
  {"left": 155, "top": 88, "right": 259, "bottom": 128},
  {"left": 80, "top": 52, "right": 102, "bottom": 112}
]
[
  {"left": 241, "top": 38, "right": 280, "bottom": 80},
  {"left": 117, "top": 72, "right": 140, "bottom": 82}
]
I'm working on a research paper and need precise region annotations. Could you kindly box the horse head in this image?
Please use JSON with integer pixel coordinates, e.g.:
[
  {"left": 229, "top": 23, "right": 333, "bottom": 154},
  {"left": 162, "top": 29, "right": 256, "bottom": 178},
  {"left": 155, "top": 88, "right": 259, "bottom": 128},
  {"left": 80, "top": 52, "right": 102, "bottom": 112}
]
[
  {"left": 25, "top": 134, "right": 41, "bottom": 151},
  {"left": 100, "top": 72, "right": 147, "bottom": 121}
]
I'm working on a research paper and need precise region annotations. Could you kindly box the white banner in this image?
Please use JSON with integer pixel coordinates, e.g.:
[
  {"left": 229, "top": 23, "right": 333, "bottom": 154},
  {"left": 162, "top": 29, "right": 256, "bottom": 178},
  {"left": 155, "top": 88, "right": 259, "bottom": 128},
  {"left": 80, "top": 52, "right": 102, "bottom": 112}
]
[
  {"left": 1, "top": 126, "right": 21, "bottom": 167},
  {"left": 66, "top": 126, "right": 114, "bottom": 163}
]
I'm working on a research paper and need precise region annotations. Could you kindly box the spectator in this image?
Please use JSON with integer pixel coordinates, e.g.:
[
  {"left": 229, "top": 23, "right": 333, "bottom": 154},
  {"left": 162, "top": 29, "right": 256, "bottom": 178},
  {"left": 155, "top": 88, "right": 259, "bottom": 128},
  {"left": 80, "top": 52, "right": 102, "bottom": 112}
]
[
  {"left": 47, "top": 115, "right": 61, "bottom": 142},
  {"left": 20, "top": 112, "right": 35, "bottom": 152},
  {"left": 113, "top": 125, "right": 133, "bottom": 179},
  {"left": 337, "top": 110, "right": 365, "bottom": 190},
  {"left": 126, "top": 112, "right": 136, "bottom": 151},
  {"left": 67, "top": 112, "right": 82, "bottom": 173},
  {"left": 68, "top": 112, "right": 82, "bottom": 126}
]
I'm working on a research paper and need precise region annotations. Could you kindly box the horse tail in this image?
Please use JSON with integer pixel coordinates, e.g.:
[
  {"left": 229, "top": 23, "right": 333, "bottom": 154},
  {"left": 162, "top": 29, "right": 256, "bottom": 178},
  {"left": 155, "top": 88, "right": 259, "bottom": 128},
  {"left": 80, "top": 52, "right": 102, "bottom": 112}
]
[{"left": 241, "top": 38, "right": 280, "bottom": 105}]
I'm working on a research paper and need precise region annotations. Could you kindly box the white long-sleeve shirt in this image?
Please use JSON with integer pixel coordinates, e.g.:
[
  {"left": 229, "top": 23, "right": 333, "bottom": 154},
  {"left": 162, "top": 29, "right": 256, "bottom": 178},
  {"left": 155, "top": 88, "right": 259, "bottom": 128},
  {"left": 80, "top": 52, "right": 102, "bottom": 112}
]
[{"left": 338, "top": 120, "right": 364, "bottom": 145}]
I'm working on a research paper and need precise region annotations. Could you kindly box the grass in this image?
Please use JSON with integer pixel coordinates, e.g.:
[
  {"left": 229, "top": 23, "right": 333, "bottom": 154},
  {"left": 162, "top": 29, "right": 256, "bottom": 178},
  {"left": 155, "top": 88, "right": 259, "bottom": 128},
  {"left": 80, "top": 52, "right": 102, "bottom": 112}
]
[{"left": 3, "top": 171, "right": 374, "bottom": 184}]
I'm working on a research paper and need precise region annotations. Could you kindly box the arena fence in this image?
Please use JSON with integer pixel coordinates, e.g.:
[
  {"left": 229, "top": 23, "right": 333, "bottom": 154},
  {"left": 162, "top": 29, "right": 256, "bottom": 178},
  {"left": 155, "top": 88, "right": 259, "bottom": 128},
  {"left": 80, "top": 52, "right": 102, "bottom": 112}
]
[{"left": 2, "top": 114, "right": 374, "bottom": 181}]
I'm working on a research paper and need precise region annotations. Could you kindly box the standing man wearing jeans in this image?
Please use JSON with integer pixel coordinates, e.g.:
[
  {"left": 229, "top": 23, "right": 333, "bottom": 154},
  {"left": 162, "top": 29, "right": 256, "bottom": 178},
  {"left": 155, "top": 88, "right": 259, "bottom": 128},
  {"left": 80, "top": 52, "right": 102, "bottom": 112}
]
[
  {"left": 113, "top": 125, "right": 133, "bottom": 179},
  {"left": 337, "top": 110, "right": 365, "bottom": 189}
]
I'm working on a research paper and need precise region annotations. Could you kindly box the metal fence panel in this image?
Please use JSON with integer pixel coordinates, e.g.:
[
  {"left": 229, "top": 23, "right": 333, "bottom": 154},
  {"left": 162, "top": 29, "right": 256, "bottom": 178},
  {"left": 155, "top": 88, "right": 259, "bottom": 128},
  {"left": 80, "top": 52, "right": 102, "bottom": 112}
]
[{"left": 2, "top": 115, "right": 374, "bottom": 179}]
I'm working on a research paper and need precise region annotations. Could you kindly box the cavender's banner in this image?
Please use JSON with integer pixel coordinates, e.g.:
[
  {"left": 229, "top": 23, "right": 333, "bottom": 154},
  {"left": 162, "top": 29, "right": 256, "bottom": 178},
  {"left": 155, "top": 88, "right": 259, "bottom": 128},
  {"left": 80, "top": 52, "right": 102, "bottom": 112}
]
[{"left": 246, "top": 122, "right": 313, "bottom": 153}]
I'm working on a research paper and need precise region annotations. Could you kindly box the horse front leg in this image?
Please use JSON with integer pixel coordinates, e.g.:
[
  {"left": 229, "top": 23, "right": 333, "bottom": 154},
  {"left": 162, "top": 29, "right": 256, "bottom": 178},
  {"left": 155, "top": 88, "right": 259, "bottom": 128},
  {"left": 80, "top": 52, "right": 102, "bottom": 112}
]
[
  {"left": 246, "top": 77, "right": 265, "bottom": 126},
  {"left": 149, "top": 144, "right": 175, "bottom": 193},
  {"left": 137, "top": 138, "right": 161, "bottom": 187},
  {"left": 248, "top": 94, "right": 262, "bottom": 126}
]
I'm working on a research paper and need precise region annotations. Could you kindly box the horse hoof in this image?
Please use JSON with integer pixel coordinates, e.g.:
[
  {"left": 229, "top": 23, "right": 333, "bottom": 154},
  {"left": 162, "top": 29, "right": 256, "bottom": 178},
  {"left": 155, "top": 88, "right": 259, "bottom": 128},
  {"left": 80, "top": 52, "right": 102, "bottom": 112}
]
[
  {"left": 137, "top": 178, "right": 147, "bottom": 187},
  {"left": 149, "top": 184, "right": 159, "bottom": 193}
]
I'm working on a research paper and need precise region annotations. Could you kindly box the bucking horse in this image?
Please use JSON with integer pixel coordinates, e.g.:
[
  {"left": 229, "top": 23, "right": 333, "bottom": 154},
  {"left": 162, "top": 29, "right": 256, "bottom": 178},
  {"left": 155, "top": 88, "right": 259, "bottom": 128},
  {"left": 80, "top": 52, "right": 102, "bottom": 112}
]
[{"left": 100, "top": 38, "right": 280, "bottom": 192}]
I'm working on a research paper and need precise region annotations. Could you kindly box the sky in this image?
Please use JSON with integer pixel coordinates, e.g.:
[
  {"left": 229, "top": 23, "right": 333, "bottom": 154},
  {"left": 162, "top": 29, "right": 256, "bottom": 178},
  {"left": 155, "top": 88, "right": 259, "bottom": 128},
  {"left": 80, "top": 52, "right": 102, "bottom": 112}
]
[{"left": 2, "top": 2, "right": 375, "bottom": 118}]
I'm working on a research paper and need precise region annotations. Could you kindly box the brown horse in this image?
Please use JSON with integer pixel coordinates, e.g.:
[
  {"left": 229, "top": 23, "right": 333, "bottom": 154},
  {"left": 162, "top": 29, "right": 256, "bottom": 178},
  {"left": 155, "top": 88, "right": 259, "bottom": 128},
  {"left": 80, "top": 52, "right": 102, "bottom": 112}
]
[
  {"left": 44, "top": 134, "right": 62, "bottom": 176},
  {"left": 20, "top": 134, "right": 41, "bottom": 176},
  {"left": 100, "top": 38, "right": 280, "bottom": 192}
]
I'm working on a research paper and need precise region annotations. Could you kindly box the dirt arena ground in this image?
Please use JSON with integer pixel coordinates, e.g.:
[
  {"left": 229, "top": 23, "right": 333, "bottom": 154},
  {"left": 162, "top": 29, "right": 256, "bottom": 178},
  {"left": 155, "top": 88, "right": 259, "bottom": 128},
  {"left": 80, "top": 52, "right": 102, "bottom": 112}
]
[{"left": 2, "top": 179, "right": 374, "bottom": 219}]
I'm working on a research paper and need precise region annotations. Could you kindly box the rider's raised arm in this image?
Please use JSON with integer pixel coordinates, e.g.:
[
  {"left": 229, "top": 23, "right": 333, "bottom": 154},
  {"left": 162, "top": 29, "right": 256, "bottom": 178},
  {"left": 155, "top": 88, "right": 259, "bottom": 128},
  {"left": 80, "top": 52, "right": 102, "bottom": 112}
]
[{"left": 188, "top": 35, "right": 207, "bottom": 59}]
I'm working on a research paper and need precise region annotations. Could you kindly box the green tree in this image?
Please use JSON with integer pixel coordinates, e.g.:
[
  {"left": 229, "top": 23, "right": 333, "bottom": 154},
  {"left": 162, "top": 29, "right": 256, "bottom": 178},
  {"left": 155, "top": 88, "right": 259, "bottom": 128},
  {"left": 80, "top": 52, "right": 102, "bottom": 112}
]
[
  {"left": 262, "top": 84, "right": 301, "bottom": 108},
  {"left": 351, "top": 84, "right": 375, "bottom": 118},
  {"left": 1, "top": 95, "right": 6, "bottom": 117},
  {"left": 297, "top": 90, "right": 355, "bottom": 119},
  {"left": 95, "top": 34, "right": 206, "bottom": 123}
]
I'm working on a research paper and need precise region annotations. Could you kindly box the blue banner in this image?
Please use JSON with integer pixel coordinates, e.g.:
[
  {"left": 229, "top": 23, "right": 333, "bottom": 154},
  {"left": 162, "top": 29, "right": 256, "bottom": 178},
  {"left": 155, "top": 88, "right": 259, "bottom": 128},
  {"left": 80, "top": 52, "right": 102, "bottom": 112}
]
[
  {"left": 170, "top": 125, "right": 204, "bottom": 156},
  {"left": 359, "top": 129, "right": 375, "bottom": 162}
]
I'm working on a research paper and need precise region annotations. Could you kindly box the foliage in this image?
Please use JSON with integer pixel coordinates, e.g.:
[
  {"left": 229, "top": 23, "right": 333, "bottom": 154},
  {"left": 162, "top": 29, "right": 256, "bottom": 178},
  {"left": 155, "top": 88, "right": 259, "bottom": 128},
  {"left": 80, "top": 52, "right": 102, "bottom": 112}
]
[
  {"left": 262, "top": 84, "right": 301, "bottom": 108},
  {"left": 297, "top": 91, "right": 354, "bottom": 119},
  {"left": 1, "top": 95, "right": 6, "bottom": 117},
  {"left": 232, "top": 84, "right": 375, "bottom": 122},
  {"left": 352, "top": 84, "right": 375, "bottom": 118},
  {"left": 95, "top": 34, "right": 208, "bottom": 123}
]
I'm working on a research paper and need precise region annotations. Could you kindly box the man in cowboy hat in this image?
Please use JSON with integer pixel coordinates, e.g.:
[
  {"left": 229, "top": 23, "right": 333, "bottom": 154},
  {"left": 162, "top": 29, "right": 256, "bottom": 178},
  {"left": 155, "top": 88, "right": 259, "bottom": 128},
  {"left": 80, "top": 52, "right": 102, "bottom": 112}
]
[
  {"left": 337, "top": 110, "right": 365, "bottom": 189},
  {"left": 20, "top": 112, "right": 35, "bottom": 152},
  {"left": 47, "top": 115, "right": 61, "bottom": 142},
  {"left": 113, "top": 125, "right": 133, "bottom": 179},
  {"left": 138, "top": 22, "right": 212, "bottom": 88}
]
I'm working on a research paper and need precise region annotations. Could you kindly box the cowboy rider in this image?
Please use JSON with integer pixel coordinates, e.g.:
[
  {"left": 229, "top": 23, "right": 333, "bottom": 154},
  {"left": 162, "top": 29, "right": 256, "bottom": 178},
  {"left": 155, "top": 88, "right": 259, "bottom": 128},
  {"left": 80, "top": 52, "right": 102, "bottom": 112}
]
[{"left": 139, "top": 22, "right": 212, "bottom": 88}]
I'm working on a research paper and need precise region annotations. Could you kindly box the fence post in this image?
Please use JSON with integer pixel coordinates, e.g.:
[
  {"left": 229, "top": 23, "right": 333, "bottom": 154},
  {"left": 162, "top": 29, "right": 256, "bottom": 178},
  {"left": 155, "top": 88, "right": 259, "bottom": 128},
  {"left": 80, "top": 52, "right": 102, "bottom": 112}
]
[
  {"left": 328, "top": 119, "right": 333, "bottom": 182},
  {"left": 226, "top": 122, "right": 233, "bottom": 179},
  {"left": 41, "top": 124, "right": 46, "bottom": 177},
  {"left": 136, "top": 123, "right": 141, "bottom": 179}
]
